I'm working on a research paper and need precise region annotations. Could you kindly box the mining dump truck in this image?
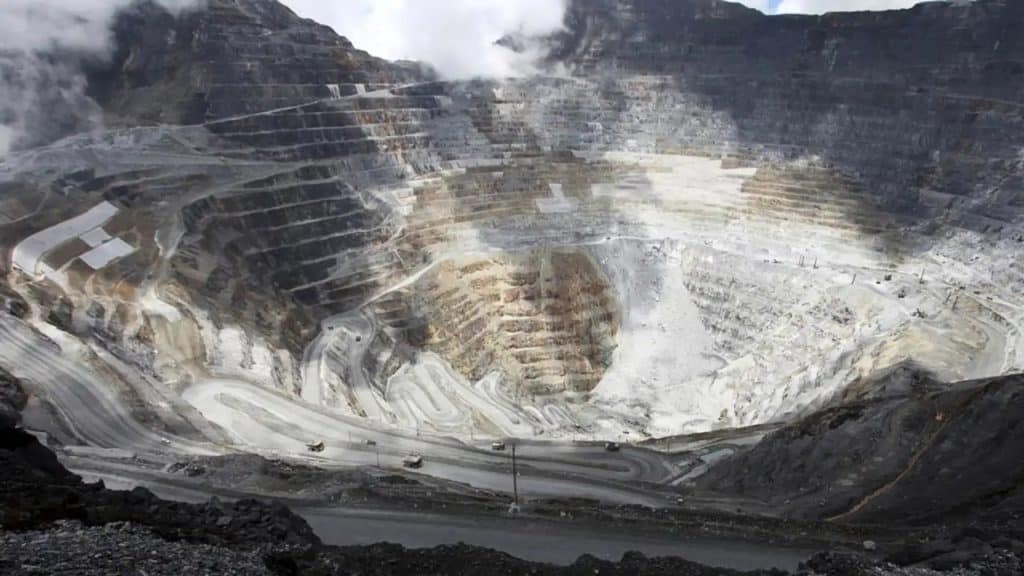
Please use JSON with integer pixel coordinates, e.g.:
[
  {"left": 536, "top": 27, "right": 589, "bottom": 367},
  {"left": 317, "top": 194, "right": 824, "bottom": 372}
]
[{"left": 307, "top": 441, "right": 325, "bottom": 453}]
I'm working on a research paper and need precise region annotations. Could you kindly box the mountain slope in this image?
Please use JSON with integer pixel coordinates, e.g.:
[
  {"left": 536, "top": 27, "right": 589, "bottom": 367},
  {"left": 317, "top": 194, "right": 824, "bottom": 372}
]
[
  {"left": 87, "top": 0, "right": 430, "bottom": 127},
  {"left": 699, "top": 372, "right": 1024, "bottom": 525}
]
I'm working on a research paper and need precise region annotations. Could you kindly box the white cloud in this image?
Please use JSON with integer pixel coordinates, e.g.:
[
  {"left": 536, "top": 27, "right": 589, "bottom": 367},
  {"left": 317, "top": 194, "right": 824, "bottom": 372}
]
[
  {"left": 736, "top": 0, "right": 938, "bottom": 13},
  {"left": 0, "top": 0, "right": 201, "bottom": 155},
  {"left": 773, "top": 0, "right": 922, "bottom": 13},
  {"left": 0, "top": 0, "right": 200, "bottom": 55},
  {"left": 282, "top": 0, "right": 569, "bottom": 79}
]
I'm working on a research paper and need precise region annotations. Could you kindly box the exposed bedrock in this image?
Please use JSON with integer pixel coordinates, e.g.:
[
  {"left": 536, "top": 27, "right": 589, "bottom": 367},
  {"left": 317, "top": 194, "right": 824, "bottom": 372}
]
[
  {"left": 394, "top": 250, "right": 619, "bottom": 396},
  {"left": 698, "top": 371, "right": 1024, "bottom": 525},
  {"left": 87, "top": 0, "right": 429, "bottom": 127},
  {"left": 0, "top": 0, "right": 1021, "bottom": 440},
  {"left": 546, "top": 0, "right": 1024, "bottom": 230},
  {"left": 0, "top": 368, "right": 27, "bottom": 432}
]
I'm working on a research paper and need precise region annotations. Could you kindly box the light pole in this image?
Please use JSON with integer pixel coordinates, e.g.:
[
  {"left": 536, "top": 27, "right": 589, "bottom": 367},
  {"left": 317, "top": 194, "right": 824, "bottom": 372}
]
[{"left": 509, "top": 442, "right": 520, "bottom": 514}]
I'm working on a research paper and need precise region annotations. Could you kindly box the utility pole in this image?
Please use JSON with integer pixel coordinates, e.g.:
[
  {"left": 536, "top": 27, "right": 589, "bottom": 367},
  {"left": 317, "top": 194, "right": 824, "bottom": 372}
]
[
  {"left": 512, "top": 443, "right": 519, "bottom": 505},
  {"left": 376, "top": 446, "right": 380, "bottom": 468},
  {"left": 509, "top": 442, "right": 520, "bottom": 514}
]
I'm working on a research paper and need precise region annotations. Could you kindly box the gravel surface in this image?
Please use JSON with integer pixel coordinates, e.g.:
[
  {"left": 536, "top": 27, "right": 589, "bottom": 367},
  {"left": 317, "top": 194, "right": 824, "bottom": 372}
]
[
  {"left": 803, "top": 551, "right": 1024, "bottom": 576},
  {"left": 0, "top": 521, "right": 273, "bottom": 576}
]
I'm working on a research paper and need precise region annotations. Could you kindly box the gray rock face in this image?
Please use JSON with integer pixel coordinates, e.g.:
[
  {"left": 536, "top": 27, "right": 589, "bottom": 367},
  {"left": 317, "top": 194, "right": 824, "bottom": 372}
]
[
  {"left": 698, "top": 374, "right": 1024, "bottom": 524},
  {"left": 88, "top": 0, "right": 431, "bottom": 126},
  {"left": 542, "top": 0, "right": 1024, "bottom": 229},
  {"left": 0, "top": 368, "right": 26, "bottom": 430}
]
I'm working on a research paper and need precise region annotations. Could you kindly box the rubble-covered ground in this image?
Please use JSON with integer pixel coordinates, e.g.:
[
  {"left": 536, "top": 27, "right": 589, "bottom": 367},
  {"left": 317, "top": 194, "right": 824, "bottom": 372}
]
[{"left": 0, "top": 522, "right": 274, "bottom": 576}]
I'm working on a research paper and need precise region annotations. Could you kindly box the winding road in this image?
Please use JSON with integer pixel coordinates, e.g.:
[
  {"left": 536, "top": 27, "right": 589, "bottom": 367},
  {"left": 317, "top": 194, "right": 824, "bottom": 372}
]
[
  {"left": 0, "top": 315, "right": 217, "bottom": 457},
  {"left": 0, "top": 313, "right": 680, "bottom": 507},
  {"left": 185, "top": 377, "right": 679, "bottom": 505}
]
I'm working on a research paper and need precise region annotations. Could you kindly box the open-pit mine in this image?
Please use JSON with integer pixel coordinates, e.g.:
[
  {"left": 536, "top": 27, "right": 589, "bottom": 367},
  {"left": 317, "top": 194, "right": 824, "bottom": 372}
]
[{"left": 1, "top": 0, "right": 1023, "bottom": 572}]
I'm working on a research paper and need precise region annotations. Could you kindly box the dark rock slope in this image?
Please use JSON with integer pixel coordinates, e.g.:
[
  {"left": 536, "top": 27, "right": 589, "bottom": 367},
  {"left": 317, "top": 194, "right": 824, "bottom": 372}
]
[
  {"left": 0, "top": 428, "right": 315, "bottom": 546},
  {"left": 699, "top": 372, "right": 1024, "bottom": 527},
  {"left": 0, "top": 423, "right": 778, "bottom": 575},
  {"left": 0, "top": 367, "right": 27, "bottom": 430},
  {"left": 87, "top": 0, "right": 430, "bottom": 126},
  {"left": 3, "top": 406, "right": 1023, "bottom": 575}
]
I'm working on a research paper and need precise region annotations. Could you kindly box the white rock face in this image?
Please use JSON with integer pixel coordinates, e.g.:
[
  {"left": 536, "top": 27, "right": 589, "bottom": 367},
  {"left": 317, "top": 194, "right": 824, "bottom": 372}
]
[{"left": 591, "top": 239, "right": 720, "bottom": 427}]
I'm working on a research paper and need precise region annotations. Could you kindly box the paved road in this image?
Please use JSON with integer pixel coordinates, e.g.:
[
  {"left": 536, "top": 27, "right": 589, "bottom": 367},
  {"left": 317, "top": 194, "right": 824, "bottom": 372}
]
[
  {"left": 72, "top": 467, "right": 814, "bottom": 572},
  {"left": 300, "top": 507, "right": 816, "bottom": 571}
]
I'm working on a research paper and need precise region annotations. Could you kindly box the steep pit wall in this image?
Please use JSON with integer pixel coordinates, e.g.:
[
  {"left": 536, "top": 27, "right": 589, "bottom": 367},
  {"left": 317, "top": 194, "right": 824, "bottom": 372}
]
[
  {"left": 394, "top": 250, "right": 619, "bottom": 397},
  {"left": 0, "top": 0, "right": 1021, "bottom": 440}
]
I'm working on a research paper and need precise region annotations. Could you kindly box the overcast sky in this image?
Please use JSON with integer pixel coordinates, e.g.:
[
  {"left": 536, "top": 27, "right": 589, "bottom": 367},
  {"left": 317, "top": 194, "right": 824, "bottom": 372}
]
[
  {"left": 281, "top": 0, "right": 570, "bottom": 79},
  {"left": 280, "top": 0, "right": 926, "bottom": 78}
]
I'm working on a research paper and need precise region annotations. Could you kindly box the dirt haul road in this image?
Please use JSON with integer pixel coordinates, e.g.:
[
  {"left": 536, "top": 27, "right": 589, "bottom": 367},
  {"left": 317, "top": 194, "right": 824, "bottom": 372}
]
[{"left": 0, "top": 314, "right": 679, "bottom": 507}]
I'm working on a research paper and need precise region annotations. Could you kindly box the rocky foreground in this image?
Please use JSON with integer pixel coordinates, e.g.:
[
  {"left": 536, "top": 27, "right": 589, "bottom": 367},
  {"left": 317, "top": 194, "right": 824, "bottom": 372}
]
[
  {"left": 3, "top": 367, "right": 1024, "bottom": 575},
  {"left": 2, "top": 406, "right": 1023, "bottom": 574}
]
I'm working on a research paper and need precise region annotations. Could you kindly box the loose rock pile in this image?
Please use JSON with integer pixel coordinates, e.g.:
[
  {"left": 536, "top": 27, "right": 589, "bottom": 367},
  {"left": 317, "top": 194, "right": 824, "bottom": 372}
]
[{"left": 0, "top": 521, "right": 273, "bottom": 576}]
